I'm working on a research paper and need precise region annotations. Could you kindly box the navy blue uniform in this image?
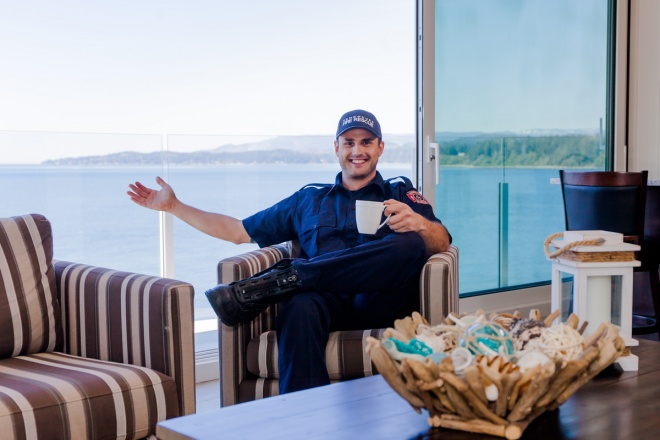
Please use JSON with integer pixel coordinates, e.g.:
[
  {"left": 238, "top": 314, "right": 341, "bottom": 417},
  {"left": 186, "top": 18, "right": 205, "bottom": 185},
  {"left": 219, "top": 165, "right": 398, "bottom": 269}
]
[{"left": 242, "top": 171, "right": 449, "bottom": 393}]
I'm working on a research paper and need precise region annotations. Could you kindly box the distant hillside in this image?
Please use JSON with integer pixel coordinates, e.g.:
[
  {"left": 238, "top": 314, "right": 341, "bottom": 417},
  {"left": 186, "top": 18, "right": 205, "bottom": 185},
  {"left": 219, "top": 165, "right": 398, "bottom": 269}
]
[
  {"left": 42, "top": 135, "right": 415, "bottom": 165},
  {"left": 41, "top": 131, "right": 603, "bottom": 167}
]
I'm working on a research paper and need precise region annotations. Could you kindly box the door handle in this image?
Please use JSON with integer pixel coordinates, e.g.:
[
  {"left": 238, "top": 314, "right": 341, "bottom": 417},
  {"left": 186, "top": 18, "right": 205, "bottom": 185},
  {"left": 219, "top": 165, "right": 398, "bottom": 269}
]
[{"left": 426, "top": 135, "right": 440, "bottom": 185}]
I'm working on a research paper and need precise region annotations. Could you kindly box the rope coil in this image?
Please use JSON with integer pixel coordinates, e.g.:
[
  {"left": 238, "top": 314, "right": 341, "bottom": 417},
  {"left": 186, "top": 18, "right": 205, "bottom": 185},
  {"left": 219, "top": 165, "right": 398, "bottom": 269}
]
[{"left": 543, "top": 232, "right": 605, "bottom": 259}]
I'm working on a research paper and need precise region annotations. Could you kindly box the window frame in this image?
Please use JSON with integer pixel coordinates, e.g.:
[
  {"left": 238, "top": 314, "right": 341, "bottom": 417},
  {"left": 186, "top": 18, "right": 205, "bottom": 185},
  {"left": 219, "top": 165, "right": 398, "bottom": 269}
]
[{"left": 415, "top": 0, "right": 623, "bottom": 301}]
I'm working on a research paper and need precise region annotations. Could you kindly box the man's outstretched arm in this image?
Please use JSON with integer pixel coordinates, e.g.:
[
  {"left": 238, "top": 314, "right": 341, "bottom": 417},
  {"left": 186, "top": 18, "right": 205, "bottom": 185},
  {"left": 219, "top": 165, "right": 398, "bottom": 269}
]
[{"left": 127, "top": 176, "right": 252, "bottom": 245}]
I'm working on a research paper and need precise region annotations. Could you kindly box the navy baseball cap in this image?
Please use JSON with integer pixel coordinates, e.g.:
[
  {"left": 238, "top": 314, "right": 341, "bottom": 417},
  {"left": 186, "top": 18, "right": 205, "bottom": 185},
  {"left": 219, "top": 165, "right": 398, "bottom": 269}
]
[{"left": 336, "top": 109, "right": 382, "bottom": 139}]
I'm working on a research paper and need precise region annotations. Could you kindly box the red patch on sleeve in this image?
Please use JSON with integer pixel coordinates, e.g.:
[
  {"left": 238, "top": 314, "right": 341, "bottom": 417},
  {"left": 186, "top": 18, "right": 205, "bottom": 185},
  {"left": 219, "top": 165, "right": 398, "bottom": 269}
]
[{"left": 406, "top": 190, "right": 429, "bottom": 204}]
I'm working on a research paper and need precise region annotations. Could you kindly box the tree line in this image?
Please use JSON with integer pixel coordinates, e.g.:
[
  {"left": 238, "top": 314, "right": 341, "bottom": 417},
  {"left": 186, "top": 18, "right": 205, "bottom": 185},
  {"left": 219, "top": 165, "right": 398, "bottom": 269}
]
[{"left": 439, "top": 134, "right": 605, "bottom": 168}]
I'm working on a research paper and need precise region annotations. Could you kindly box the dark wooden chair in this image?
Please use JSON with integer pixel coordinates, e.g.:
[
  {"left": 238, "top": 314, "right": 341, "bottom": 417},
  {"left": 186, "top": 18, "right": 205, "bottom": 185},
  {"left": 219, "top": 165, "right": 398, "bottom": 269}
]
[
  {"left": 559, "top": 170, "right": 659, "bottom": 336},
  {"left": 643, "top": 184, "right": 660, "bottom": 335}
]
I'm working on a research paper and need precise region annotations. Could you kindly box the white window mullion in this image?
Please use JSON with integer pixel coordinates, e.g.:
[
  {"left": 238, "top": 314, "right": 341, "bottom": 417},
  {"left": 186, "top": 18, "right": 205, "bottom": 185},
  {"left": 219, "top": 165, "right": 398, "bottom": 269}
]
[{"left": 160, "top": 134, "right": 175, "bottom": 278}]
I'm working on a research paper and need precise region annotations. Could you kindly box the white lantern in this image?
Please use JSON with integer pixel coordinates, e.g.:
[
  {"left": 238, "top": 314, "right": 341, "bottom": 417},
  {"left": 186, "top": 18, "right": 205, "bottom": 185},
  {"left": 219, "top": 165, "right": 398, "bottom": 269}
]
[{"left": 547, "top": 230, "right": 639, "bottom": 371}]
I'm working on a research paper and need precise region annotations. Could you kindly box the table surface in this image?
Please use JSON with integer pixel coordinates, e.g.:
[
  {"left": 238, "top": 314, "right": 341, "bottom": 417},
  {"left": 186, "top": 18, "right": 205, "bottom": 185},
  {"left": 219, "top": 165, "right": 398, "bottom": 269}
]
[{"left": 157, "top": 340, "right": 660, "bottom": 440}]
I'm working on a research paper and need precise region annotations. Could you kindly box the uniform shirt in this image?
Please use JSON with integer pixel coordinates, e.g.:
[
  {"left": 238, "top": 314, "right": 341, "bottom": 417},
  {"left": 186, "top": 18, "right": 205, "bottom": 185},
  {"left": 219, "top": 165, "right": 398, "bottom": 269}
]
[{"left": 242, "top": 171, "right": 447, "bottom": 259}]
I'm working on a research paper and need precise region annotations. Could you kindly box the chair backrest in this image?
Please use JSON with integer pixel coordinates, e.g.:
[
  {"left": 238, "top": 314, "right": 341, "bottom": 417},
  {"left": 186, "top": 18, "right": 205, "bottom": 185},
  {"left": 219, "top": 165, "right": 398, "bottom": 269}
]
[
  {"left": 0, "top": 214, "right": 63, "bottom": 359},
  {"left": 559, "top": 170, "right": 648, "bottom": 244},
  {"left": 646, "top": 186, "right": 660, "bottom": 245}
]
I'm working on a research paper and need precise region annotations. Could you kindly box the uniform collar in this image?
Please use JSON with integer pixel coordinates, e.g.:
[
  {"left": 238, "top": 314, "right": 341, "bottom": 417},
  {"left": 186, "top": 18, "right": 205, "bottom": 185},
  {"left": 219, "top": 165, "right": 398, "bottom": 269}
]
[{"left": 330, "top": 171, "right": 386, "bottom": 195}]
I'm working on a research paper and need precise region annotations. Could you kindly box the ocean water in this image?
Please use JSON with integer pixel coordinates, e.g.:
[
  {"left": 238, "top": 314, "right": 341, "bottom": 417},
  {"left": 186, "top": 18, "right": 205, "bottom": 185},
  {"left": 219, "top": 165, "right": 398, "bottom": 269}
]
[
  {"left": 437, "top": 167, "right": 565, "bottom": 293},
  {"left": 1, "top": 164, "right": 565, "bottom": 320}
]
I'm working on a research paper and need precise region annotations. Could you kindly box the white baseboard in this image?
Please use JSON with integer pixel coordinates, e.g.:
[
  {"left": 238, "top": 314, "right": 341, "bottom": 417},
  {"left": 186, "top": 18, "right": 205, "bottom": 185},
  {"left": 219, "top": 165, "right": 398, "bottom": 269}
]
[
  {"left": 459, "top": 284, "right": 552, "bottom": 317},
  {"left": 195, "top": 349, "right": 220, "bottom": 383}
]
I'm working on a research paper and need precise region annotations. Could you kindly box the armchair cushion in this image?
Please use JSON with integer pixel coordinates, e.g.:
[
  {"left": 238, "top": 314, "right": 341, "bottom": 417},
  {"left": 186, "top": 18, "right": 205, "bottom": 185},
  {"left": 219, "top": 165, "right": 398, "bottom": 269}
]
[
  {"left": 0, "top": 352, "right": 179, "bottom": 439},
  {"left": 0, "top": 214, "right": 62, "bottom": 360},
  {"left": 246, "top": 329, "right": 385, "bottom": 380}
]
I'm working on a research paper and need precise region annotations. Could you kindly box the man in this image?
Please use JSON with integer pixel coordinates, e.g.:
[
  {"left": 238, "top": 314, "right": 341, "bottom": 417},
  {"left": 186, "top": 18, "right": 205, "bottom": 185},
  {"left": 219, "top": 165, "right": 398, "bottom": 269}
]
[{"left": 127, "top": 109, "right": 451, "bottom": 393}]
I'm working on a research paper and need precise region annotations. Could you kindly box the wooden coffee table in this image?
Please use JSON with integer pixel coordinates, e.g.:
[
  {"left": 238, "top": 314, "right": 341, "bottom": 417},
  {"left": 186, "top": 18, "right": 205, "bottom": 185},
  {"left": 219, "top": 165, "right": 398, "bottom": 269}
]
[{"left": 156, "top": 339, "right": 660, "bottom": 439}]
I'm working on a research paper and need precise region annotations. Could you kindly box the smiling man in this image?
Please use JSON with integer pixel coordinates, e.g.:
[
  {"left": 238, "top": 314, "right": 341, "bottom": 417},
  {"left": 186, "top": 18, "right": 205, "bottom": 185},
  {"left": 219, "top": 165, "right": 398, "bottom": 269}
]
[
  {"left": 127, "top": 109, "right": 451, "bottom": 394},
  {"left": 335, "top": 114, "right": 383, "bottom": 189}
]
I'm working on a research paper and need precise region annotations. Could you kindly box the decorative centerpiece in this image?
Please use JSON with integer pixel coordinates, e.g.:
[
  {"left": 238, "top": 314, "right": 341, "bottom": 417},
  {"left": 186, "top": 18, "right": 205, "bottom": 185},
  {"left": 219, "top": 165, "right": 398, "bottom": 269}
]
[{"left": 366, "top": 309, "right": 626, "bottom": 440}]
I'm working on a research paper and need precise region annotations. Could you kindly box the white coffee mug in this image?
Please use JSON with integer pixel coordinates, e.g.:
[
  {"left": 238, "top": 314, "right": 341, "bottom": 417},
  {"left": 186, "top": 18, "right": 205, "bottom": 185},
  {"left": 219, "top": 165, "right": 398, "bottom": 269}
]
[{"left": 355, "top": 200, "right": 391, "bottom": 234}]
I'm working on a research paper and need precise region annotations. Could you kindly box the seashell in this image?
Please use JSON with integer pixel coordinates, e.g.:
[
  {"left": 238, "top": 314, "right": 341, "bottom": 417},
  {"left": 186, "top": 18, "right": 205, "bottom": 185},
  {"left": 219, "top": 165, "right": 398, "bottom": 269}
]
[
  {"left": 516, "top": 348, "right": 552, "bottom": 372},
  {"left": 510, "top": 318, "right": 547, "bottom": 351},
  {"left": 490, "top": 312, "right": 517, "bottom": 330},
  {"left": 485, "top": 383, "right": 499, "bottom": 401},
  {"left": 415, "top": 333, "right": 446, "bottom": 354},
  {"left": 450, "top": 347, "right": 475, "bottom": 377}
]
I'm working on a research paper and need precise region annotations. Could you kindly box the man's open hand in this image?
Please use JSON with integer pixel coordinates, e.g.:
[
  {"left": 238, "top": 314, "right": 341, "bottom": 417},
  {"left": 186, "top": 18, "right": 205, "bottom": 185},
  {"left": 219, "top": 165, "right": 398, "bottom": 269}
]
[{"left": 127, "top": 176, "right": 176, "bottom": 212}]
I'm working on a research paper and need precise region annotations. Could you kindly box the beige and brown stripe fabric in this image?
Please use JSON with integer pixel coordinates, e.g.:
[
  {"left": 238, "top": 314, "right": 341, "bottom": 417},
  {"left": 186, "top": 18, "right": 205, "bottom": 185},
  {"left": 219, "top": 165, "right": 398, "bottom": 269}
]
[
  {"left": 0, "top": 352, "right": 178, "bottom": 440},
  {"left": 420, "top": 245, "right": 459, "bottom": 325},
  {"left": 54, "top": 260, "right": 196, "bottom": 417},
  {"left": 217, "top": 243, "right": 290, "bottom": 407},
  {"left": 0, "top": 214, "right": 196, "bottom": 439},
  {"left": 245, "top": 329, "right": 385, "bottom": 380},
  {"left": 217, "top": 243, "right": 459, "bottom": 406},
  {"left": 237, "top": 377, "right": 280, "bottom": 403},
  {"left": 0, "top": 214, "right": 62, "bottom": 359}
]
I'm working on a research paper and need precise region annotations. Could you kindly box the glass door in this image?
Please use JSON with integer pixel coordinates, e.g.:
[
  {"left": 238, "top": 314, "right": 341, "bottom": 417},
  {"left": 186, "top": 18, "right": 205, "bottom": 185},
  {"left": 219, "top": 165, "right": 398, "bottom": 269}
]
[{"left": 419, "top": 0, "right": 612, "bottom": 295}]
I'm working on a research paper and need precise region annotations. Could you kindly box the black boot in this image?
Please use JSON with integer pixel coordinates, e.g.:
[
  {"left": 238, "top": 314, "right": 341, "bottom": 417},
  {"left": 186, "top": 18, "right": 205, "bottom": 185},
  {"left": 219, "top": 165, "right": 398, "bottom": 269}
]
[{"left": 205, "top": 259, "right": 302, "bottom": 327}]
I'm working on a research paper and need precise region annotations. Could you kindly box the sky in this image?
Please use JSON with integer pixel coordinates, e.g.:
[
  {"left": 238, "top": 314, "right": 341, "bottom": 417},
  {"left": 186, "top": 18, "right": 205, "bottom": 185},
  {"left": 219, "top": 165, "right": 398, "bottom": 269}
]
[
  {"left": 0, "top": 0, "right": 415, "bottom": 163},
  {"left": 435, "top": 0, "right": 608, "bottom": 134},
  {"left": 0, "top": 0, "right": 608, "bottom": 164}
]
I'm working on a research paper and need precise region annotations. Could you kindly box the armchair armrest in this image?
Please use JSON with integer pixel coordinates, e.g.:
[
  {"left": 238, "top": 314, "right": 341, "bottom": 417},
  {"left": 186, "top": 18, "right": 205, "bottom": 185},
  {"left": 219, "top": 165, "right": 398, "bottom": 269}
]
[
  {"left": 54, "top": 260, "right": 196, "bottom": 416},
  {"left": 216, "top": 243, "right": 290, "bottom": 406},
  {"left": 217, "top": 243, "right": 292, "bottom": 283},
  {"left": 216, "top": 242, "right": 292, "bottom": 332},
  {"left": 419, "top": 245, "right": 460, "bottom": 325}
]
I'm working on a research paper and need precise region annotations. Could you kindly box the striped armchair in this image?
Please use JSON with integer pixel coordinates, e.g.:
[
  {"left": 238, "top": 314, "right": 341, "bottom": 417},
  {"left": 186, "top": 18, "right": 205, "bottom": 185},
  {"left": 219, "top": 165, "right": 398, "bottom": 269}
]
[
  {"left": 217, "top": 242, "right": 459, "bottom": 406},
  {"left": 0, "top": 214, "right": 196, "bottom": 440}
]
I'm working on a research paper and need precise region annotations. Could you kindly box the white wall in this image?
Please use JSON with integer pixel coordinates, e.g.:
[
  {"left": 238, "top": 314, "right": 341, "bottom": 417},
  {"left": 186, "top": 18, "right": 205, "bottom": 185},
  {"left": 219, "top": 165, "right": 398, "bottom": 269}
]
[{"left": 628, "top": 0, "right": 660, "bottom": 178}]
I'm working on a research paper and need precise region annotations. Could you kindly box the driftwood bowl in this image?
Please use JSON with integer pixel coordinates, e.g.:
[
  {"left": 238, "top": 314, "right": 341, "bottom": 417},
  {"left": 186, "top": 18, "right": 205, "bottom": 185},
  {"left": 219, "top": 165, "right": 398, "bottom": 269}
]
[{"left": 366, "top": 310, "right": 626, "bottom": 440}]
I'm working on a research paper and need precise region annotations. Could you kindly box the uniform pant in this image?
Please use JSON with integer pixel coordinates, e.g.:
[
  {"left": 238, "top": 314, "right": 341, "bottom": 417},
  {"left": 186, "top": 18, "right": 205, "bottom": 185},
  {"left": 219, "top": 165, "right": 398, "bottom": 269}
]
[{"left": 276, "top": 232, "right": 429, "bottom": 394}]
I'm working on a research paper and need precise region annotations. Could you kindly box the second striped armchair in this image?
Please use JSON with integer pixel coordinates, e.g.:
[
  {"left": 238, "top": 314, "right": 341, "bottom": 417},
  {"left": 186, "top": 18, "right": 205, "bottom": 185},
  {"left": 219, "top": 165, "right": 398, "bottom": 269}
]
[{"left": 216, "top": 242, "right": 459, "bottom": 406}]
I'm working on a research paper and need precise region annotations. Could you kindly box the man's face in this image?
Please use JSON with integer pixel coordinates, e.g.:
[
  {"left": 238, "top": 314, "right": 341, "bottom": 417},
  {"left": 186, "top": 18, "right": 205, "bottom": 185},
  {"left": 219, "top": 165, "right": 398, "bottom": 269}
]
[{"left": 334, "top": 128, "right": 384, "bottom": 190}]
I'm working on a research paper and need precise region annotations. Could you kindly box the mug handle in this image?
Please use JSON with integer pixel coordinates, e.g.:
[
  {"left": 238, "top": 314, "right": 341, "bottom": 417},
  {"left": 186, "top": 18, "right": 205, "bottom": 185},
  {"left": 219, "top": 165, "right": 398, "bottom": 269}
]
[{"left": 378, "top": 213, "right": 392, "bottom": 230}]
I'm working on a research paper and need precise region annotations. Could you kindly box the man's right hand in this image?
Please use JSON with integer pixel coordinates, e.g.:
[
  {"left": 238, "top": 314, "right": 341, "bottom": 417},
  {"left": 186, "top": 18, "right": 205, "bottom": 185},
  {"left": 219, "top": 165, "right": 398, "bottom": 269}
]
[{"left": 127, "top": 176, "right": 176, "bottom": 212}]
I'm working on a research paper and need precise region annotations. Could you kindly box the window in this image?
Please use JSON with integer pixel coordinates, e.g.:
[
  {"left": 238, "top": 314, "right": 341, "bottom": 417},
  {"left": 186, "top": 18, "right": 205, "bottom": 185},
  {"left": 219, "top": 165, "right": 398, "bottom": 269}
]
[
  {"left": 421, "top": 0, "right": 612, "bottom": 295},
  {"left": 1, "top": 1, "right": 416, "bottom": 359},
  {"left": 0, "top": 131, "right": 163, "bottom": 276}
]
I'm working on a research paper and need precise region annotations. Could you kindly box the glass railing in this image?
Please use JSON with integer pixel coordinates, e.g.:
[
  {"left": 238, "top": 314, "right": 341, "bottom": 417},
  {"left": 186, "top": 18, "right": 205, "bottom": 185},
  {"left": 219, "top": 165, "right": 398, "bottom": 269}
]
[
  {"left": 436, "top": 134, "right": 605, "bottom": 295},
  {"left": 1, "top": 130, "right": 164, "bottom": 276},
  {"left": 1, "top": 130, "right": 415, "bottom": 354},
  {"left": 4, "top": 129, "right": 607, "bottom": 308}
]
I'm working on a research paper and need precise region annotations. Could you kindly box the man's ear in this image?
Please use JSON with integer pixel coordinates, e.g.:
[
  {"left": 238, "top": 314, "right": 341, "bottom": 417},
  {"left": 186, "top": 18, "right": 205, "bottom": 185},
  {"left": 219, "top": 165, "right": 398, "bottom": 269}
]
[
  {"left": 378, "top": 140, "right": 385, "bottom": 157},
  {"left": 334, "top": 140, "right": 339, "bottom": 155}
]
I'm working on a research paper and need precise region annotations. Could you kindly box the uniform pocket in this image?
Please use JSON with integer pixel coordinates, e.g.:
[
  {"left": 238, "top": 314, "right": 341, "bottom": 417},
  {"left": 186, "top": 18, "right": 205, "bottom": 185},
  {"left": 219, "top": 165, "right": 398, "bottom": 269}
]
[
  {"left": 297, "top": 215, "right": 321, "bottom": 256},
  {"left": 300, "top": 214, "right": 321, "bottom": 234},
  {"left": 316, "top": 214, "right": 346, "bottom": 253}
]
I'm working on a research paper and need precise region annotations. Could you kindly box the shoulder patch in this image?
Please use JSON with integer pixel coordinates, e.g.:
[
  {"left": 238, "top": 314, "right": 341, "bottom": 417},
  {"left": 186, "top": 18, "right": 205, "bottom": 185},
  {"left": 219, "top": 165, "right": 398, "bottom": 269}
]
[{"left": 406, "top": 190, "right": 429, "bottom": 204}]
